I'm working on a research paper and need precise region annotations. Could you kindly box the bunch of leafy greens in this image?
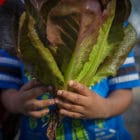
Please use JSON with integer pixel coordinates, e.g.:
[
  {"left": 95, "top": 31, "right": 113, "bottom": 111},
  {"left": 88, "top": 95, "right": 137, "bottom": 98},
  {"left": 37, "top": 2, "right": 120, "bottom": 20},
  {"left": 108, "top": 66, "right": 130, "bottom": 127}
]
[
  {"left": 18, "top": 0, "right": 136, "bottom": 89},
  {"left": 18, "top": 0, "right": 137, "bottom": 139}
]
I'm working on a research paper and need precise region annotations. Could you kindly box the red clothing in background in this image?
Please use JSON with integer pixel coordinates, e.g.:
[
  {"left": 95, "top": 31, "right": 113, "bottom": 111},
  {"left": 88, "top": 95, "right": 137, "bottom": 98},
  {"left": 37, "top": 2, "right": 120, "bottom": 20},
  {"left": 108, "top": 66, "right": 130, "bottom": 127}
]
[{"left": 0, "top": 0, "right": 5, "bottom": 6}]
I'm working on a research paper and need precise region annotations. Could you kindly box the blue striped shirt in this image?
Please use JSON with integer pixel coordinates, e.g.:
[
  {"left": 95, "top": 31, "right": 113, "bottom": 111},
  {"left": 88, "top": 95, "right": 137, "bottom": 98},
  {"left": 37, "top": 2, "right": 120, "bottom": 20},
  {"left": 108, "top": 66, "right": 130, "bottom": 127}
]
[
  {"left": 0, "top": 49, "right": 25, "bottom": 89},
  {"left": 0, "top": 50, "right": 140, "bottom": 140},
  {"left": 19, "top": 51, "right": 140, "bottom": 140}
]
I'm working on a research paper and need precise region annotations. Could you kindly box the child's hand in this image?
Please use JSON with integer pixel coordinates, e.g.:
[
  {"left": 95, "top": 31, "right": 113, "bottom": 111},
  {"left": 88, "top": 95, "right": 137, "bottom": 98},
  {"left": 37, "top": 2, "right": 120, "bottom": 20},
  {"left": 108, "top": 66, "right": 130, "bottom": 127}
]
[
  {"left": 1, "top": 79, "right": 55, "bottom": 118},
  {"left": 55, "top": 80, "right": 109, "bottom": 119}
]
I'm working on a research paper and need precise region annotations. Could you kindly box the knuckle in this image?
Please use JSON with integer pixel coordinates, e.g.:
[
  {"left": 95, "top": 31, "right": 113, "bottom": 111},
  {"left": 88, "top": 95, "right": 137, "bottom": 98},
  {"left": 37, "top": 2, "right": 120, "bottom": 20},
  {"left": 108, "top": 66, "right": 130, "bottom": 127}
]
[
  {"left": 71, "top": 105, "right": 76, "bottom": 111},
  {"left": 34, "top": 88, "right": 44, "bottom": 95},
  {"left": 34, "top": 114, "right": 41, "bottom": 118},
  {"left": 29, "top": 111, "right": 46, "bottom": 118},
  {"left": 30, "top": 102, "right": 37, "bottom": 110},
  {"left": 80, "top": 114, "right": 85, "bottom": 119},
  {"left": 79, "top": 84, "right": 86, "bottom": 92},
  {"left": 46, "top": 99, "right": 54, "bottom": 106},
  {"left": 82, "top": 85, "right": 86, "bottom": 91},
  {"left": 67, "top": 104, "right": 74, "bottom": 111},
  {"left": 37, "top": 102, "right": 44, "bottom": 109},
  {"left": 36, "top": 100, "right": 50, "bottom": 109},
  {"left": 73, "top": 82, "right": 80, "bottom": 89},
  {"left": 43, "top": 100, "right": 50, "bottom": 107},
  {"left": 74, "top": 82, "right": 82, "bottom": 89},
  {"left": 72, "top": 113, "right": 83, "bottom": 119},
  {"left": 73, "top": 95, "right": 80, "bottom": 103},
  {"left": 57, "top": 90, "right": 64, "bottom": 97},
  {"left": 71, "top": 113, "right": 78, "bottom": 118},
  {"left": 40, "top": 112, "right": 46, "bottom": 118},
  {"left": 28, "top": 112, "right": 36, "bottom": 118}
]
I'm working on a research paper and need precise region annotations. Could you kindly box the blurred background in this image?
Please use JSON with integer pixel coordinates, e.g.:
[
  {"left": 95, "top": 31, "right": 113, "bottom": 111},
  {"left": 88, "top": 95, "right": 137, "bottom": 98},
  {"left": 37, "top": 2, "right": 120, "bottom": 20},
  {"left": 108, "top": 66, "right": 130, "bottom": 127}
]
[
  {"left": 129, "top": 0, "right": 140, "bottom": 74},
  {"left": 123, "top": 0, "right": 140, "bottom": 140}
]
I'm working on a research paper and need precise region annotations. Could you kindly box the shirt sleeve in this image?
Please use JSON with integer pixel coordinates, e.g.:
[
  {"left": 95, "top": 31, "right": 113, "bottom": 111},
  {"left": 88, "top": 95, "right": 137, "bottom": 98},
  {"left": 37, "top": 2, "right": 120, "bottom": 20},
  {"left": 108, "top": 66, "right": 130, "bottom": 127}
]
[
  {"left": 0, "top": 49, "right": 25, "bottom": 89},
  {"left": 108, "top": 51, "right": 140, "bottom": 91}
]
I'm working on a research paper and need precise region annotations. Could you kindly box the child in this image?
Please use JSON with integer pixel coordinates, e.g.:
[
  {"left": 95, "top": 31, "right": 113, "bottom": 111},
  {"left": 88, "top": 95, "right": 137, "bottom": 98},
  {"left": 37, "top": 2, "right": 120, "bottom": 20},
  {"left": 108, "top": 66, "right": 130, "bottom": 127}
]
[
  {"left": 1, "top": 51, "right": 140, "bottom": 140},
  {"left": 1, "top": 1, "right": 140, "bottom": 140}
]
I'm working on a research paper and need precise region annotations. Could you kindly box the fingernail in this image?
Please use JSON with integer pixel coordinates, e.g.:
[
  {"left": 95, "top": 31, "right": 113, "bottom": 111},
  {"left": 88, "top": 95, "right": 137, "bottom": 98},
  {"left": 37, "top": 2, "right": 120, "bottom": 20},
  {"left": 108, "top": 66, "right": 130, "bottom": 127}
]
[
  {"left": 55, "top": 99, "right": 59, "bottom": 103},
  {"left": 69, "top": 80, "right": 75, "bottom": 86},
  {"left": 59, "top": 110, "right": 64, "bottom": 115},
  {"left": 45, "top": 109, "right": 49, "bottom": 114},
  {"left": 42, "top": 110, "right": 49, "bottom": 116},
  {"left": 57, "top": 90, "right": 63, "bottom": 96},
  {"left": 49, "top": 101, "right": 54, "bottom": 105}
]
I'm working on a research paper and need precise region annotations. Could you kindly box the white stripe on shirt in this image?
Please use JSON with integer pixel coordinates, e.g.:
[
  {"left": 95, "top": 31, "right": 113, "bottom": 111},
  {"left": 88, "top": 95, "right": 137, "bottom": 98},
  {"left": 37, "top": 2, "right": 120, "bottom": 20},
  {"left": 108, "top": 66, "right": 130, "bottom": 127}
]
[
  {"left": 109, "top": 73, "right": 140, "bottom": 85},
  {"left": 123, "top": 57, "right": 135, "bottom": 65},
  {"left": 0, "top": 57, "right": 21, "bottom": 67},
  {"left": 0, "top": 74, "right": 21, "bottom": 84}
]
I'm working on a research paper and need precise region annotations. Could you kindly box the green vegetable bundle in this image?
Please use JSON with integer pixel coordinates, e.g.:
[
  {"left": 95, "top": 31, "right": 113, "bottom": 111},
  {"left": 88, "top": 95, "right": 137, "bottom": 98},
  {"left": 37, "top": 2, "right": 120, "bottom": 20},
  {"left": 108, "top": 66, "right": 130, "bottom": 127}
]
[
  {"left": 17, "top": 0, "right": 137, "bottom": 139},
  {"left": 18, "top": 0, "right": 136, "bottom": 89}
]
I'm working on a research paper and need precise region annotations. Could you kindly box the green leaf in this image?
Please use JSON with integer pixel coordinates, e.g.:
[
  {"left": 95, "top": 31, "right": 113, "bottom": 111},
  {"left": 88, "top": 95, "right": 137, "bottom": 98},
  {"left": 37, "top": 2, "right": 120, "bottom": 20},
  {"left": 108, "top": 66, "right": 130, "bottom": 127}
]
[
  {"left": 18, "top": 0, "right": 135, "bottom": 89},
  {"left": 76, "top": 0, "right": 116, "bottom": 85},
  {"left": 90, "top": 24, "right": 137, "bottom": 85},
  {"left": 61, "top": 0, "right": 111, "bottom": 84},
  {"left": 18, "top": 13, "right": 64, "bottom": 88}
]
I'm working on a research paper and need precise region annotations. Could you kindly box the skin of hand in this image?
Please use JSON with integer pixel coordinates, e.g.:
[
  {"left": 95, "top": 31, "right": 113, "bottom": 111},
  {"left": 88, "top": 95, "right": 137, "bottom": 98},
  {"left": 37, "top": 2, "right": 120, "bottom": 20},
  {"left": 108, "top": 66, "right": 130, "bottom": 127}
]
[
  {"left": 0, "top": 79, "right": 55, "bottom": 118},
  {"left": 55, "top": 80, "right": 133, "bottom": 119}
]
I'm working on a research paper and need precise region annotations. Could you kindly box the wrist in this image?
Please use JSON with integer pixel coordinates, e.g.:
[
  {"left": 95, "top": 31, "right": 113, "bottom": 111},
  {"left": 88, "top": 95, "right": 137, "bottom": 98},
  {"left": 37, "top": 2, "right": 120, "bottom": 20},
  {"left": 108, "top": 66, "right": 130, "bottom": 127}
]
[
  {"left": 97, "top": 97, "right": 112, "bottom": 119},
  {"left": 102, "top": 98, "right": 112, "bottom": 118}
]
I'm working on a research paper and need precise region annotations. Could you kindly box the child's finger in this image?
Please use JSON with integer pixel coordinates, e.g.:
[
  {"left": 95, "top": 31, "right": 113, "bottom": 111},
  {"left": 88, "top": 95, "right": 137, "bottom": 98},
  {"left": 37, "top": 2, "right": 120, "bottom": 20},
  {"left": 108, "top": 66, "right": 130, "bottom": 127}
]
[
  {"left": 59, "top": 109, "right": 84, "bottom": 119},
  {"left": 57, "top": 90, "right": 85, "bottom": 105},
  {"left": 21, "top": 86, "right": 49, "bottom": 100},
  {"left": 55, "top": 98, "right": 84, "bottom": 114},
  {"left": 25, "top": 99, "right": 55, "bottom": 111},
  {"left": 20, "top": 79, "right": 41, "bottom": 91},
  {"left": 68, "top": 80, "right": 91, "bottom": 96},
  {"left": 27, "top": 109, "right": 49, "bottom": 118}
]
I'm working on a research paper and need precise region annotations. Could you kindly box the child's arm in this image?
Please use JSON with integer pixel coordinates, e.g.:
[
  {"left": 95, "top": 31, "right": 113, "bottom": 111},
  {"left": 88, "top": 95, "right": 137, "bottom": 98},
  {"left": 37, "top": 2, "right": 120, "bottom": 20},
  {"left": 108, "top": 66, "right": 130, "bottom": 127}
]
[
  {"left": 55, "top": 80, "right": 133, "bottom": 119},
  {"left": 1, "top": 79, "right": 55, "bottom": 118}
]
